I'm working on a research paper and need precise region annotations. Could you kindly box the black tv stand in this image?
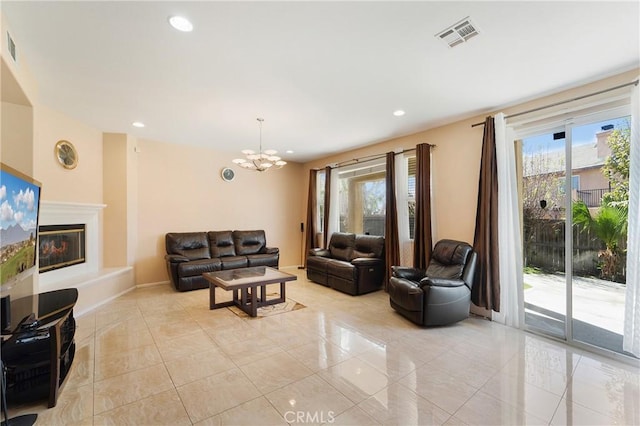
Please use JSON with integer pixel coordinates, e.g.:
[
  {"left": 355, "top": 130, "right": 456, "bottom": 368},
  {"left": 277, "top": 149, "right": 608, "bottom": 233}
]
[
  {"left": 0, "top": 414, "right": 38, "bottom": 426},
  {"left": 1, "top": 288, "right": 77, "bottom": 409}
]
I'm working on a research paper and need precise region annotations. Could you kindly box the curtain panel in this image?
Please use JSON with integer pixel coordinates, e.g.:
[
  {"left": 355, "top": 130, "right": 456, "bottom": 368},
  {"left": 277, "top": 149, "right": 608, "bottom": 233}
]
[
  {"left": 304, "top": 169, "right": 318, "bottom": 265},
  {"left": 323, "top": 166, "right": 332, "bottom": 248},
  {"left": 413, "top": 143, "right": 433, "bottom": 269},
  {"left": 494, "top": 113, "right": 524, "bottom": 327},
  {"left": 472, "top": 116, "right": 501, "bottom": 311},
  {"left": 623, "top": 79, "right": 640, "bottom": 357},
  {"left": 395, "top": 153, "right": 412, "bottom": 266},
  {"left": 385, "top": 152, "right": 400, "bottom": 289}
]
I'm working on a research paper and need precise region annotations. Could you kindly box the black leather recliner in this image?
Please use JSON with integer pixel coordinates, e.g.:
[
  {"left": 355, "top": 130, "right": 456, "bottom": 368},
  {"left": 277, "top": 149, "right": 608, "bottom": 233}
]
[{"left": 388, "top": 239, "right": 478, "bottom": 326}]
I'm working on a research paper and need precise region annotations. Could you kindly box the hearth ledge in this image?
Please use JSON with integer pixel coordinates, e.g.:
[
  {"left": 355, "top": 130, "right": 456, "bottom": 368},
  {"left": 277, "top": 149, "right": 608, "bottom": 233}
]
[{"left": 40, "top": 266, "right": 134, "bottom": 316}]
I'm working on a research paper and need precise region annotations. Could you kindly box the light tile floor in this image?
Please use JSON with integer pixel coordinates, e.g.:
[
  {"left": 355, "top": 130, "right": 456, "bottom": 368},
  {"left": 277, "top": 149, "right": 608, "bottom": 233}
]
[{"left": 6, "top": 268, "right": 639, "bottom": 425}]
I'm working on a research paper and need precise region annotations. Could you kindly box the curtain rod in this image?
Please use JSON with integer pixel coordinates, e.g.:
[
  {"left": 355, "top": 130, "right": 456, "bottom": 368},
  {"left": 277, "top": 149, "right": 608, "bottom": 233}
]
[
  {"left": 326, "top": 145, "right": 435, "bottom": 169},
  {"left": 470, "top": 79, "right": 639, "bottom": 128}
]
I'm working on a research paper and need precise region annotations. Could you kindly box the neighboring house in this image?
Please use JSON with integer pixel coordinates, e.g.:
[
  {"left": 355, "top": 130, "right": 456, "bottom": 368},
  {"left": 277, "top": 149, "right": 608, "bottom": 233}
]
[{"left": 523, "top": 127, "right": 613, "bottom": 214}]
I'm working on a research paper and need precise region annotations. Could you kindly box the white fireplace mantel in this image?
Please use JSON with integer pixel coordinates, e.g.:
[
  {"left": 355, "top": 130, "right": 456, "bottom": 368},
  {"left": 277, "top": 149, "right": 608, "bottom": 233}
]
[{"left": 38, "top": 201, "right": 106, "bottom": 290}]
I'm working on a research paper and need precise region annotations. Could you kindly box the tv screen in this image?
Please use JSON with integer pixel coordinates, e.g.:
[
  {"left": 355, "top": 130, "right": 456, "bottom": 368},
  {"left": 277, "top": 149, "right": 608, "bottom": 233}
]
[{"left": 0, "top": 163, "right": 42, "bottom": 290}]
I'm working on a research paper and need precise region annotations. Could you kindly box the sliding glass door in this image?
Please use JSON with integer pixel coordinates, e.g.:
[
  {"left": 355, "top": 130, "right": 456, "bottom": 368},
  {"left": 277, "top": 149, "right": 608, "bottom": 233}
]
[
  {"left": 570, "top": 117, "right": 629, "bottom": 354},
  {"left": 521, "top": 113, "right": 631, "bottom": 356},
  {"left": 521, "top": 128, "right": 567, "bottom": 339}
]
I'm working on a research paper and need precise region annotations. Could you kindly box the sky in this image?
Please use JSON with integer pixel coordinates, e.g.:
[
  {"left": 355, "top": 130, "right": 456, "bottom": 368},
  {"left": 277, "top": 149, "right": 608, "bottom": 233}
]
[
  {"left": 0, "top": 169, "right": 41, "bottom": 235},
  {"left": 523, "top": 116, "right": 630, "bottom": 154}
]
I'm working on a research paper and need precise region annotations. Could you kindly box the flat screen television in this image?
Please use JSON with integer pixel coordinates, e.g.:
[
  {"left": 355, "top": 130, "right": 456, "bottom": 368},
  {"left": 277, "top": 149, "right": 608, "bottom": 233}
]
[{"left": 0, "top": 162, "right": 42, "bottom": 292}]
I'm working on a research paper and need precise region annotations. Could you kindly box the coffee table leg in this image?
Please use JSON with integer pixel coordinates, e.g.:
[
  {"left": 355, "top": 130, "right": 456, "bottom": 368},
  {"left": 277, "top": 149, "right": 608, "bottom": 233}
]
[
  {"left": 250, "top": 285, "right": 258, "bottom": 317},
  {"left": 280, "top": 281, "right": 286, "bottom": 302},
  {"left": 209, "top": 284, "right": 216, "bottom": 309}
]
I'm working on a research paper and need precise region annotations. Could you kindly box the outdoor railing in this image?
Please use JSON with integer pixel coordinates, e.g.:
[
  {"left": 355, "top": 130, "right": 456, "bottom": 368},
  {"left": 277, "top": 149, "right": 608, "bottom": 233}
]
[{"left": 576, "top": 188, "right": 610, "bottom": 207}]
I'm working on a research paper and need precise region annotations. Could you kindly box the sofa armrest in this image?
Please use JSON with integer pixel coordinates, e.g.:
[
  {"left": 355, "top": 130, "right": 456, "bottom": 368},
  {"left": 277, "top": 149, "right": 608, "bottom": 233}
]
[
  {"left": 351, "top": 257, "right": 382, "bottom": 267},
  {"left": 420, "top": 277, "right": 467, "bottom": 289},
  {"left": 165, "top": 254, "right": 189, "bottom": 263},
  {"left": 265, "top": 247, "right": 279, "bottom": 255},
  {"left": 392, "top": 266, "right": 425, "bottom": 281},
  {"left": 309, "top": 248, "right": 330, "bottom": 257}
]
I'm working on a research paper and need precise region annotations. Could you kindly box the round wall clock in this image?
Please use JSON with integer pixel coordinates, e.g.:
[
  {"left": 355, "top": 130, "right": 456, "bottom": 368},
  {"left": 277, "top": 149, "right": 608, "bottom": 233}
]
[
  {"left": 55, "top": 140, "right": 78, "bottom": 169},
  {"left": 221, "top": 167, "right": 235, "bottom": 182}
]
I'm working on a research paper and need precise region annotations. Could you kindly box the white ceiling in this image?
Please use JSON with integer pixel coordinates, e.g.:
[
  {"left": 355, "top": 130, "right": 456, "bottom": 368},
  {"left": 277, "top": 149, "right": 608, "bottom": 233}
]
[{"left": 2, "top": 1, "right": 639, "bottom": 163}]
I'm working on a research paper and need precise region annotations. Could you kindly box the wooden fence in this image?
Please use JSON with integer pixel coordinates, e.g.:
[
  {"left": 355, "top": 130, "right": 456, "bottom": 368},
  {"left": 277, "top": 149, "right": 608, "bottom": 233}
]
[{"left": 524, "top": 219, "right": 627, "bottom": 282}]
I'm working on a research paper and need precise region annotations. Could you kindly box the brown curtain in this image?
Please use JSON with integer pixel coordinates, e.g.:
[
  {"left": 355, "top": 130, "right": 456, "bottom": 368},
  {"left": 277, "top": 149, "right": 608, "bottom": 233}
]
[
  {"left": 304, "top": 169, "right": 318, "bottom": 266},
  {"left": 322, "top": 166, "right": 332, "bottom": 248},
  {"left": 413, "top": 143, "right": 433, "bottom": 269},
  {"left": 384, "top": 152, "right": 400, "bottom": 289},
  {"left": 472, "top": 116, "right": 501, "bottom": 311}
]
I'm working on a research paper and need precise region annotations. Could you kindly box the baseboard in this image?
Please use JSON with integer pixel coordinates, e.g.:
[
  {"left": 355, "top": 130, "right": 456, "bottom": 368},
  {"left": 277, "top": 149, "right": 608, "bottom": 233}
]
[{"left": 136, "top": 280, "right": 170, "bottom": 289}]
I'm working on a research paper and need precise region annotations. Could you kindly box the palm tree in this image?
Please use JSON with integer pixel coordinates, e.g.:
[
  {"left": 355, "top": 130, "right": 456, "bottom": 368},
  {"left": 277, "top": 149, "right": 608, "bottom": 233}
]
[{"left": 572, "top": 200, "right": 627, "bottom": 282}]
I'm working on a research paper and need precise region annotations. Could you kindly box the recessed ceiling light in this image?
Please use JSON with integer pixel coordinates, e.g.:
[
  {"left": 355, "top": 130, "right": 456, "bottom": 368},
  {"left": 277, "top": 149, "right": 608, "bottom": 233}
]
[
  {"left": 168, "top": 16, "right": 193, "bottom": 32},
  {"left": 393, "top": 110, "right": 405, "bottom": 117},
  {"left": 286, "top": 150, "right": 294, "bottom": 154},
  {"left": 132, "top": 121, "right": 145, "bottom": 128}
]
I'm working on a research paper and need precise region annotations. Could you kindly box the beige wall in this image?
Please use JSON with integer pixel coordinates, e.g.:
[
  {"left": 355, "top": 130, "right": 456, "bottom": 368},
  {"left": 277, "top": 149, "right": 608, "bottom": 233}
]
[
  {"left": 576, "top": 167, "right": 609, "bottom": 192},
  {"left": 134, "top": 138, "right": 305, "bottom": 285},
  {"left": 303, "top": 116, "right": 485, "bottom": 245},
  {"left": 103, "top": 133, "right": 138, "bottom": 267},
  {"left": 33, "top": 104, "right": 103, "bottom": 204}
]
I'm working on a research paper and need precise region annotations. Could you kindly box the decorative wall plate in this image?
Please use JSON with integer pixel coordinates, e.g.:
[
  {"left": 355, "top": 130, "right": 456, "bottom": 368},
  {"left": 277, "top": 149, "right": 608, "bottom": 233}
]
[
  {"left": 221, "top": 167, "right": 235, "bottom": 182},
  {"left": 55, "top": 140, "right": 78, "bottom": 169}
]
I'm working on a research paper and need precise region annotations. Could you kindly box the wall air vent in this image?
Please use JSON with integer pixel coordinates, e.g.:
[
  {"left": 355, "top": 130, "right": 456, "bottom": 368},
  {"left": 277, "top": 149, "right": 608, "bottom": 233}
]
[{"left": 436, "top": 17, "right": 479, "bottom": 48}]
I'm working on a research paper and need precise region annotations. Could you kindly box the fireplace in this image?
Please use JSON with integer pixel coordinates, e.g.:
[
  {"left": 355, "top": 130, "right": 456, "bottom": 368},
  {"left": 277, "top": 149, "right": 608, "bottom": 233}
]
[{"left": 39, "top": 224, "right": 86, "bottom": 273}]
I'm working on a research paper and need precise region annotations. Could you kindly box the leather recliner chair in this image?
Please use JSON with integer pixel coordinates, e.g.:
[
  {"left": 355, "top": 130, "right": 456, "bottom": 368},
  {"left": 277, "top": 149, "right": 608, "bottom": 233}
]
[{"left": 388, "top": 239, "right": 478, "bottom": 326}]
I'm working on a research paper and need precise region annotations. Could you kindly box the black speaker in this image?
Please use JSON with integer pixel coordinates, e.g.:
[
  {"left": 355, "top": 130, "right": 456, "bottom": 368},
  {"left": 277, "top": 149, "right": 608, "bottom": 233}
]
[{"left": 1, "top": 295, "right": 10, "bottom": 331}]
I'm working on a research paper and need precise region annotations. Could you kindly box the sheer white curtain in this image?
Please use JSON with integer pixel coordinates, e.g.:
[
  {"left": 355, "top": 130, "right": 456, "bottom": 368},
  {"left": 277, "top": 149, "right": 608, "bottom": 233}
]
[
  {"left": 623, "top": 79, "right": 640, "bottom": 357},
  {"left": 493, "top": 113, "right": 524, "bottom": 327},
  {"left": 395, "top": 154, "right": 412, "bottom": 266},
  {"left": 327, "top": 167, "right": 340, "bottom": 239}
]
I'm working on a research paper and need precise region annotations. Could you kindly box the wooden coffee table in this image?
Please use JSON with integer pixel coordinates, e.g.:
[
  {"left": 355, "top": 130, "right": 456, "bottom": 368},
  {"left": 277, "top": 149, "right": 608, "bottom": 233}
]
[{"left": 204, "top": 266, "right": 297, "bottom": 317}]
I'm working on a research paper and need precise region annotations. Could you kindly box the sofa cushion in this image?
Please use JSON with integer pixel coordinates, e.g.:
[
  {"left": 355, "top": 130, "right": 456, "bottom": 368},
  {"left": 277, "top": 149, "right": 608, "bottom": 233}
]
[
  {"left": 166, "top": 232, "right": 211, "bottom": 260},
  {"left": 353, "top": 234, "right": 384, "bottom": 259},
  {"left": 233, "top": 230, "right": 267, "bottom": 255},
  {"left": 221, "top": 256, "right": 248, "bottom": 270},
  {"left": 247, "top": 253, "right": 278, "bottom": 267},
  {"left": 306, "top": 255, "right": 331, "bottom": 272},
  {"left": 328, "top": 232, "right": 355, "bottom": 261},
  {"left": 427, "top": 240, "right": 473, "bottom": 280},
  {"left": 208, "top": 231, "right": 236, "bottom": 257},
  {"left": 327, "top": 259, "right": 356, "bottom": 280},
  {"left": 177, "top": 258, "right": 221, "bottom": 277},
  {"left": 431, "top": 239, "right": 472, "bottom": 267}
]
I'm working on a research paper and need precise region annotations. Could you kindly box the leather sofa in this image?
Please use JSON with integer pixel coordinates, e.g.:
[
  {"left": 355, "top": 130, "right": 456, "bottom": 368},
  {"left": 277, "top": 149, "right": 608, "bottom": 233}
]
[
  {"left": 165, "top": 230, "right": 279, "bottom": 291},
  {"left": 306, "top": 232, "right": 385, "bottom": 295},
  {"left": 388, "top": 239, "right": 477, "bottom": 326}
]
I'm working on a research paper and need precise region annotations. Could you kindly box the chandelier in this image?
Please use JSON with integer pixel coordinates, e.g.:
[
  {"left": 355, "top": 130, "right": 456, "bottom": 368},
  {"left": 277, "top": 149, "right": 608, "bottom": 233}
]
[{"left": 232, "top": 118, "right": 287, "bottom": 172}]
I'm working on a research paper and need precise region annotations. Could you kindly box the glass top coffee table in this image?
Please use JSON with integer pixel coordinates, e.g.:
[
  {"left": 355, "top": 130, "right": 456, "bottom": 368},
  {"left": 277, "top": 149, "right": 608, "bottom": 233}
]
[{"left": 203, "top": 266, "right": 297, "bottom": 317}]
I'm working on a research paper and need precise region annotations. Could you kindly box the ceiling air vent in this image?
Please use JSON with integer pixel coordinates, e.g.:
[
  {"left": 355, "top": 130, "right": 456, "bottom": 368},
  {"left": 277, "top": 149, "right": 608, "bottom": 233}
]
[
  {"left": 7, "top": 32, "right": 16, "bottom": 62},
  {"left": 436, "top": 17, "right": 479, "bottom": 48}
]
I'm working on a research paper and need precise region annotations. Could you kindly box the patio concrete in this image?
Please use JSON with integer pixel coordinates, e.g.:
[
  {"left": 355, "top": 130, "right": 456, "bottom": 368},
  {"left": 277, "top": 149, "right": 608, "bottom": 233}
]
[{"left": 523, "top": 272, "right": 626, "bottom": 335}]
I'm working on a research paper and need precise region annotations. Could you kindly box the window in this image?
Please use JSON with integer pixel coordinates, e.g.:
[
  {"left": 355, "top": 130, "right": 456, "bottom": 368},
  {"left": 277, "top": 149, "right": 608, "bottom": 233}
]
[
  {"left": 317, "top": 170, "right": 325, "bottom": 234},
  {"left": 337, "top": 159, "right": 386, "bottom": 236},
  {"left": 407, "top": 156, "right": 416, "bottom": 239}
]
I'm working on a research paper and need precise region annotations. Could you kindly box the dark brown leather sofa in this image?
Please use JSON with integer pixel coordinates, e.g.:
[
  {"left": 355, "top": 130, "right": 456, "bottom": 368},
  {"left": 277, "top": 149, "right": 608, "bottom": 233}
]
[
  {"left": 306, "top": 232, "right": 385, "bottom": 295},
  {"left": 165, "top": 230, "right": 279, "bottom": 291}
]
